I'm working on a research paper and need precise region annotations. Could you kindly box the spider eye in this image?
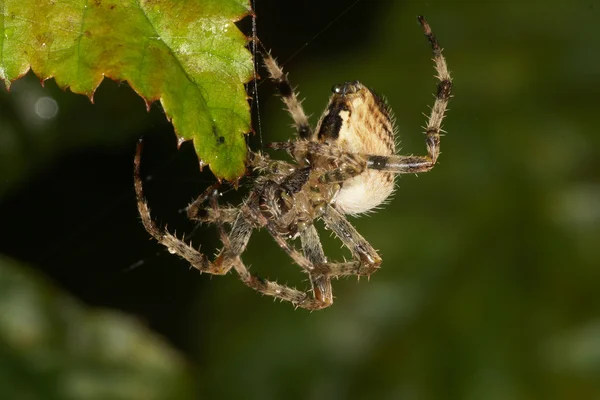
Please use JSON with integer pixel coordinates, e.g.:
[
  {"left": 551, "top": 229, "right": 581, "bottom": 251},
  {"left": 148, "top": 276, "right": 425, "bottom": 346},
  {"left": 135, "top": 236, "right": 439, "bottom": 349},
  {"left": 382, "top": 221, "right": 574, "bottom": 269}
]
[{"left": 331, "top": 81, "right": 362, "bottom": 95}]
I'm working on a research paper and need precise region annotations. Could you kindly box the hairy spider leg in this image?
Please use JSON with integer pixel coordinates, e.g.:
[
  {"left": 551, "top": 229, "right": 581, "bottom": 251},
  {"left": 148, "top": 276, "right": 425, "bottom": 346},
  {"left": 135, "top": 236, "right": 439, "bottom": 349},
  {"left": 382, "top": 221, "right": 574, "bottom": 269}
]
[
  {"left": 363, "top": 16, "right": 453, "bottom": 174},
  {"left": 186, "top": 183, "right": 238, "bottom": 224},
  {"left": 300, "top": 225, "right": 333, "bottom": 306},
  {"left": 183, "top": 152, "right": 337, "bottom": 308},
  {"left": 188, "top": 205, "right": 239, "bottom": 225},
  {"left": 418, "top": 15, "right": 452, "bottom": 167},
  {"left": 268, "top": 140, "right": 444, "bottom": 182},
  {"left": 134, "top": 140, "right": 229, "bottom": 275},
  {"left": 257, "top": 40, "right": 313, "bottom": 140},
  {"left": 269, "top": 15, "right": 452, "bottom": 180},
  {"left": 235, "top": 192, "right": 342, "bottom": 309},
  {"left": 320, "top": 204, "right": 382, "bottom": 275},
  {"left": 232, "top": 204, "right": 336, "bottom": 310}
]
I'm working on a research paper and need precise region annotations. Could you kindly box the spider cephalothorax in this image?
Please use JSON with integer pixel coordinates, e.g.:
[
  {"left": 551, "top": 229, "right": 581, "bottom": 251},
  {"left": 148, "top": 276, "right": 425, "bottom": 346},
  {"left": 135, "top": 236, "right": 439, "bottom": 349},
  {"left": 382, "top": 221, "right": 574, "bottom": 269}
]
[{"left": 134, "top": 16, "right": 452, "bottom": 310}]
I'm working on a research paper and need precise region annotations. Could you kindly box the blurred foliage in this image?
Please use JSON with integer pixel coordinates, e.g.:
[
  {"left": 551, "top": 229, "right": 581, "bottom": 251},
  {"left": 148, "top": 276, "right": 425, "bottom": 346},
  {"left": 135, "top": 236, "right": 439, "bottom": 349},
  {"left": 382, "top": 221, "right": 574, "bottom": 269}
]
[
  {"left": 0, "top": 255, "right": 194, "bottom": 400},
  {"left": 0, "top": 0, "right": 253, "bottom": 180},
  {"left": 1, "top": 0, "right": 600, "bottom": 399}
]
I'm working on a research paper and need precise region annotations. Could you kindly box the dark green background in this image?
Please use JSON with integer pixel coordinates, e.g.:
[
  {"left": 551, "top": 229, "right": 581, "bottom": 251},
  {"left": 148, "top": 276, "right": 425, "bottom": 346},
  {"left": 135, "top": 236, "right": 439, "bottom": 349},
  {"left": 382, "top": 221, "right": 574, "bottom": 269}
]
[{"left": 1, "top": 0, "right": 599, "bottom": 399}]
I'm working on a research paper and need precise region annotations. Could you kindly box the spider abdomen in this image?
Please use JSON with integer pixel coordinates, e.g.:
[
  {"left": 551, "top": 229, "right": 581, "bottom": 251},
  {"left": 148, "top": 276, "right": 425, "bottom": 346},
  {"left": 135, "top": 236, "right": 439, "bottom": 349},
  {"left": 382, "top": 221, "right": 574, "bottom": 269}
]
[
  {"left": 315, "top": 81, "right": 397, "bottom": 215},
  {"left": 334, "top": 170, "right": 395, "bottom": 215}
]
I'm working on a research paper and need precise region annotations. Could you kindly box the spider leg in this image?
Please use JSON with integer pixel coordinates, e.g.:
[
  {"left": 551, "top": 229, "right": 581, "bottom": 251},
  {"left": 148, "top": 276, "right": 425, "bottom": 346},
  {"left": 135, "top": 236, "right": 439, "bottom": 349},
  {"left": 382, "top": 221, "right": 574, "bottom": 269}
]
[
  {"left": 247, "top": 151, "right": 297, "bottom": 176},
  {"left": 418, "top": 15, "right": 452, "bottom": 168},
  {"left": 197, "top": 191, "right": 314, "bottom": 308},
  {"left": 211, "top": 199, "right": 331, "bottom": 310},
  {"left": 233, "top": 258, "right": 332, "bottom": 310},
  {"left": 188, "top": 206, "right": 239, "bottom": 225},
  {"left": 135, "top": 142, "right": 329, "bottom": 309},
  {"left": 186, "top": 182, "right": 219, "bottom": 220},
  {"left": 134, "top": 140, "right": 229, "bottom": 274},
  {"left": 257, "top": 41, "right": 313, "bottom": 140},
  {"left": 250, "top": 187, "right": 368, "bottom": 281},
  {"left": 188, "top": 154, "right": 298, "bottom": 225},
  {"left": 319, "top": 204, "right": 382, "bottom": 277},
  {"left": 211, "top": 202, "right": 253, "bottom": 271},
  {"left": 187, "top": 185, "right": 239, "bottom": 225},
  {"left": 223, "top": 194, "right": 334, "bottom": 309},
  {"left": 270, "top": 17, "right": 452, "bottom": 178},
  {"left": 359, "top": 17, "right": 453, "bottom": 175},
  {"left": 241, "top": 195, "right": 315, "bottom": 273},
  {"left": 268, "top": 141, "right": 367, "bottom": 183},
  {"left": 300, "top": 225, "right": 333, "bottom": 307},
  {"left": 230, "top": 176, "right": 379, "bottom": 281},
  {"left": 270, "top": 141, "right": 446, "bottom": 181}
]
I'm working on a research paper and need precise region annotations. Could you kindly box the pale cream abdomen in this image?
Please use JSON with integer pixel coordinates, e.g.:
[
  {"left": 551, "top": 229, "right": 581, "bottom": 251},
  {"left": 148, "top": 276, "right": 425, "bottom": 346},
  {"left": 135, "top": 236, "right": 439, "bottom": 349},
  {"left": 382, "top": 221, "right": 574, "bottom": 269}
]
[{"left": 334, "top": 170, "right": 395, "bottom": 215}]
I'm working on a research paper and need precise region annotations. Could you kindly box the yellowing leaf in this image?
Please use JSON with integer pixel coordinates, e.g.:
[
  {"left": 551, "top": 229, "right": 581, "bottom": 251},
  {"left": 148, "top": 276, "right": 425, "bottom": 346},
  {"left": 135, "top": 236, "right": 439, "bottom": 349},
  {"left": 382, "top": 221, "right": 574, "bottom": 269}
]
[{"left": 0, "top": 0, "right": 253, "bottom": 180}]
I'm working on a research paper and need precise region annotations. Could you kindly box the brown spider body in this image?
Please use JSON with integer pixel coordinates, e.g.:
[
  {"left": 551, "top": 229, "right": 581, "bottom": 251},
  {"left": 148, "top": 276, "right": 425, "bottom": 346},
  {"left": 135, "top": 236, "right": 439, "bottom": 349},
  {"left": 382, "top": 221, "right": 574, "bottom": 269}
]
[
  {"left": 255, "top": 82, "right": 397, "bottom": 238},
  {"left": 134, "top": 16, "right": 452, "bottom": 310}
]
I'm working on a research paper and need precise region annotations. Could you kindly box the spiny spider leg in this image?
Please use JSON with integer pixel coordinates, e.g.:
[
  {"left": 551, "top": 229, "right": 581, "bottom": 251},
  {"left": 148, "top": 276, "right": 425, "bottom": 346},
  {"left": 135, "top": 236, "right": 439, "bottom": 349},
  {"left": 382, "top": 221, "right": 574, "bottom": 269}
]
[
  {"left": 245, "top": 222, "right": 334, "bottom": 309},
  {"left": 134, "top": 140, "right": 228, "bottom": 275},
  {"left": 234, "top": 261, "right": 332, "bottom": 310},
  {"left": 207, "top": 187, "right": 230, "bottom": 245},
  {"left": 300, "top": 225, "right": 333, "bottom": 306},
  {"left": 247, "top": 151, "right": 297, "bottom": 176},
  {"left": 183, "top": 161, "right": 337, "bottom": 308},
  {"left": 185, "top": 182, "right": 239, "bottom": 224},
  {"left": 247, "top": 175, "right": 375, "bottom": 286},
  {"left": 320, "top": 204, "right": 382, "bottom": 276},
  {"left": 193, "top": 191, "right": 329, "bottom": 309},
  {"left": 269, "top": 15, "right": 452, "bottom": 181},
  {"left": 211, "top": 205, "right": 253, "bottom": 271},
  {"left": 418, "top": 15, "right": 452, "bottom": 168},
  {"left": 136, "top": 143, "right": 331, "bottom": 309},
  {"left": 221, "top": 199, "right": 332, "bottom": 309},
  {"left": 270, "top": 137, "right": 445, "bottom": 183},
  {"left": 240, "top": 196, "right": 315, "bottom": 273},
  {"left": 186, "top": 182, "right": 221, "bottom": 220},
  {"left": 257, "top": 40, "right": 313, "bottom": 140},
  {"left": 364, "top": 15, "right": 453, "bottom": 174},
  {"left": 188, "top": 205, "right": 239, "bottom": 225}
]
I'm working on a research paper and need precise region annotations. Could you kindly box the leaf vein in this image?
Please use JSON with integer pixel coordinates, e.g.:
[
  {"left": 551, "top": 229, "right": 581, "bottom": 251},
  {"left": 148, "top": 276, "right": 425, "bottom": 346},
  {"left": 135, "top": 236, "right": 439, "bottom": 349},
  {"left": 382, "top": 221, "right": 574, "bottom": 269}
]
[{"left": 135, "top": 0, "right": 216, "bottom": 131}]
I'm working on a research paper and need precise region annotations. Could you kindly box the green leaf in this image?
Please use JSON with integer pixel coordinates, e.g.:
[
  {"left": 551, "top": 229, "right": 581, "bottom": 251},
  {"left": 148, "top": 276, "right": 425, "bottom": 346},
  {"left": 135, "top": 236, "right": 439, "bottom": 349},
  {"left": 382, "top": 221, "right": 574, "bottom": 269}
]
[
  {"left": 0, "top": 255, "right": 195, "bottom": 399},
  {"left": 0, "top": 0, "right": 253, "bottom": 181}
]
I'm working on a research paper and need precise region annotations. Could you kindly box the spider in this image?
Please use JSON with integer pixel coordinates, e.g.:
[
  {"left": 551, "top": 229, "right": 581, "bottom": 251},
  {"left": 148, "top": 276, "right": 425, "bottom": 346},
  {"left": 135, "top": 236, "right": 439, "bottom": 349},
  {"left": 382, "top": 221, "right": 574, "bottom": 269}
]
[{"left": 134, "top": 16, "right": 452, "bottom": 310}]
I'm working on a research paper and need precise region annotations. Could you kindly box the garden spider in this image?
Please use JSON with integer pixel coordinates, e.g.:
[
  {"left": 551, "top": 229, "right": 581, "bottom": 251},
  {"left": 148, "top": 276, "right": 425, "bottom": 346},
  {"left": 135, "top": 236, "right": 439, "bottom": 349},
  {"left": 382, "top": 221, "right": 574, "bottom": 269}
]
[{"left": 134, "top": 16, "right": 452, "bottom": 310}]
